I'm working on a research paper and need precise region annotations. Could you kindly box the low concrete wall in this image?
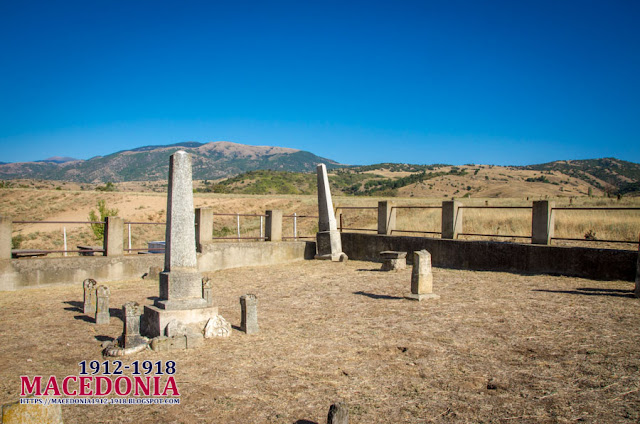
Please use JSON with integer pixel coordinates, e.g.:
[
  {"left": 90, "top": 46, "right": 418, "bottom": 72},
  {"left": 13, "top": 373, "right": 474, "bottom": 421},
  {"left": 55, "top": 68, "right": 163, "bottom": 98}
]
[
  {"left": 2, "top": 255, "right": 163, "bottom": 291},
  {"left": 197, "top": 241, "right": 315, "bottom": 272},
  {"left": 1, "top": 241, "right": 316, "bottom": 291},
  {"left": 341, "top": 233, "right": 637, "bottom": 281}
]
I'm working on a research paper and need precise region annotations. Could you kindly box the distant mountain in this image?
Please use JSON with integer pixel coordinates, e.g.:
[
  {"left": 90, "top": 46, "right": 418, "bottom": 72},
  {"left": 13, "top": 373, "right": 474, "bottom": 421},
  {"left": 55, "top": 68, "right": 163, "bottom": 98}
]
[
  {"left": 523, "top": 158, "right": 640, "bottom": 195},
  {"left": 0, "top": 141, "right": 341, "bottom": 183},
  {"left": 37, "top": 156, "right": 78, "bottom": 164}
]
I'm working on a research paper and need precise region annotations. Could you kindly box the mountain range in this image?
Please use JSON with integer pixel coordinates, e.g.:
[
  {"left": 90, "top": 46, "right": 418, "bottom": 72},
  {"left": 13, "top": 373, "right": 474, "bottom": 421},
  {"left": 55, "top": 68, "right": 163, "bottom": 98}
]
[
  {"left": 0, "top": 141, "right": 340, "bottom": 183},
  {"left": 0, "top": 141, "right": 638, "bottom": 196}
]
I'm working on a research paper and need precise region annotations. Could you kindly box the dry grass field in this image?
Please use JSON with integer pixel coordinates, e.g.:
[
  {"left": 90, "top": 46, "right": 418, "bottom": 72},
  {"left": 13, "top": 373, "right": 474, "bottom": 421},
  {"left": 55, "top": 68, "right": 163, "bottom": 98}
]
[
  {"left": 0, "top": 260, "right": 639, "bottom": 423},
  {"left": 1, "top": 188, "right": 639, "bottom": 253}
]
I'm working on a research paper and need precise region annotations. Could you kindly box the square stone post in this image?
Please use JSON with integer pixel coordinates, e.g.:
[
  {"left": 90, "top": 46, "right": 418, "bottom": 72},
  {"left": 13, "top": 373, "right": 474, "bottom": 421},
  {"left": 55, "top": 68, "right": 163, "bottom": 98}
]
[
  {"left": 377, "top": 201, "right": 396, "bottom": 235},
  {"left": 0, "top": 216, "right": 12, "bottom": 260},
  {"left": 195, "top": 207, "right": 213, "bottom": 252},
  {"left": 634, "top": 243, "right": 640, "bottom": 298},
  {"left": 103, "top": 216, "right": 124, "bottom": 256},
  {"left": 240, "top": 294, "right": 259, "bottom": 335},
  {"left": 441, "top": 201, "right": 463, "bottom": 239},
  {"left": 315, "top": 164, "right": 347, "bottom": 261},
  {"left": 532, "top": 200, "right": 555, "bottom": 245},
  {"left": 407, "top": 250, "right": 439, "bottom": 301},
  {"left": 265, "top": 210, "right": 283, "bottom": 242}
]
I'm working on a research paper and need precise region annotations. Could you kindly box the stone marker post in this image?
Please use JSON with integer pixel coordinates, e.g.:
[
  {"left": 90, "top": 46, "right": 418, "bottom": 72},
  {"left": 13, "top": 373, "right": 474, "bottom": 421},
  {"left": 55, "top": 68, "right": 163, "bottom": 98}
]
[
  {"left": 83, "top": 278, "right": 97, "bottom": 314},
  {"left": 240, "top": 294, "right": 259, "bottom": 334},
  {"left": 441, "top": 201, "right": 462, "bottom": 239},
  {"left": 635, "top": 243, "right": 640, "bottom": 298},
  {"left": 142, "top": 151, "right": 218, "bottom": 339},
  {"left": 0, "top": 216, "right": 11, "bottom": 260},
  {"left": 195, "top": 207, "right": 213, "bottom": 252},
  {"left": 327, "top": 402, "right": 349, "bottom": 424},
  {"left": 103, "top": 216, "right": 124, "bottom": 256},
  {"left": 377, "top": 201, "right": 396, "bottom": 235},
  {"left": 265, "top": 210, "right": 283, "bottom": 242},
  {"left": 95, "top": 285, "right": 110, "bottom": 324},
  {"left": 315, "top": 164, "right": 347, "bottom": 261},
  {"left": 407, "top": 250, "right": 440, "bottom": 301},
  {"left": 532, "top": 200, "right": 555, "bottom": 245}
]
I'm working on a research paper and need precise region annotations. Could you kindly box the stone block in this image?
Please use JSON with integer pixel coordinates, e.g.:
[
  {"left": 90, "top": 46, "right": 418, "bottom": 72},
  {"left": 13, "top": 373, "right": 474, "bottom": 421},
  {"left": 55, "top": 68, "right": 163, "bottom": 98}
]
[
  {"left": 142, "top": 304, "right": 218, "bottom": 338},
  {"left": 532, "top": 200, "right": 555, "bottom": 245},
  {"left": 380, "top": 251, "right": 407, "bottom": 271},
  {"left": 327, "top": 402, "right": 349, "bottom": 424},
  {"left": 441, "top": 201, "right": 462, "bottom": 239},
  {"left": 204, "top": 315, "right": 231, "bottom": 338},
  {"left": 103, "top": 216, "right": 124, "bottom": 256},
  {"left": 1, "top": 397, "right": 63, "bottom": 424},
  {"left": 378, "top": 201, "right": 396, "bottom": 235}
]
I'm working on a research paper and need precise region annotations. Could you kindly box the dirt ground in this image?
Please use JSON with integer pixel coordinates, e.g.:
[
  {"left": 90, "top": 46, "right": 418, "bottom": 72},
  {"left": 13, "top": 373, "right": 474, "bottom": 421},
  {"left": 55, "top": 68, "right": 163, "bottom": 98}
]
[{"left": 1, "top": 260, "right": 639, "bottom": 423}]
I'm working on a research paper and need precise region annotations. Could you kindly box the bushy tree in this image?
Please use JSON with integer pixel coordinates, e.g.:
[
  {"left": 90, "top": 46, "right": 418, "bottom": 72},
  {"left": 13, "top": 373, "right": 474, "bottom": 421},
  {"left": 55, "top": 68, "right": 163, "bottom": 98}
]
[{"left": 88, "top": 200, "right": 119, "bottom": 241}]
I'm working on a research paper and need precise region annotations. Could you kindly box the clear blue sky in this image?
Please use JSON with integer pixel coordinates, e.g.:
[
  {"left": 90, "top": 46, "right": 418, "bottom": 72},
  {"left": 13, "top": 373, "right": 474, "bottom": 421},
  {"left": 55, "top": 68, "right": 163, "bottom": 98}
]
[{"left": 1, "top": 0, "right": 638, "bottom": 166}]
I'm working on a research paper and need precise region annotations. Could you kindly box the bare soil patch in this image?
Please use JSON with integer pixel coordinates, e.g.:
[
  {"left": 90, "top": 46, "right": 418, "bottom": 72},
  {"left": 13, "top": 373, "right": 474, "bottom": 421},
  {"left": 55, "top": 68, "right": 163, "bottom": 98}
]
[{"left": 1, "top": 260, "right": 639, "bottom": 423}]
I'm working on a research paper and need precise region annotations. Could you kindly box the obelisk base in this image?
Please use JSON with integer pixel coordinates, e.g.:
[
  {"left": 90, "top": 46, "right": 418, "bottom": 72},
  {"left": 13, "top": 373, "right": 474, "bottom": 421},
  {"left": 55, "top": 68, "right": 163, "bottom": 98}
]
[
  {"left": 315, "top": 231, "right": 347, "bottom": 262},
  {"left": 142, "top": 305, "right": 219, "bottom": 338}
]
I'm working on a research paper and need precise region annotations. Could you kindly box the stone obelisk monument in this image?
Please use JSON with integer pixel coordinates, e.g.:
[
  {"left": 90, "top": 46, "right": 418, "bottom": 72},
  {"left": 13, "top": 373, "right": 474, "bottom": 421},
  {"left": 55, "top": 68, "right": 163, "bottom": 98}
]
[
  {"left": 143, "top": 151, "right": 218, "bottom": 338},
  {"left": 315, "top": 164, "right": 347, "bottom": 261}
]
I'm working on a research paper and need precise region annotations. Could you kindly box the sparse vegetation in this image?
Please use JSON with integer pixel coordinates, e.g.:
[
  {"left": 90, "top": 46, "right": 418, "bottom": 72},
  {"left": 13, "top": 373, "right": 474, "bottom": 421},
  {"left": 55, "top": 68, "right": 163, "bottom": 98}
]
[{"left": 88, "top": 200, "right": 119, "bottom": 241}]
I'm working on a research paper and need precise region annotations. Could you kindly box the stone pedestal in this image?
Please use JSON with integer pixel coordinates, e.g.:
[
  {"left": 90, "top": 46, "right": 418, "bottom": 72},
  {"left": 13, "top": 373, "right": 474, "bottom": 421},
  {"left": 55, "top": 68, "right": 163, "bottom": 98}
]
[
  {"left": 315, "top": 231, "right": 346, "bottom": 261},
  {"left": 143, "top": 305, "right": 219, "bottom": 338},
  {"left": 380, "top": 251, "right": 406, "bottom": 271},
  {"left": 407, "top": 249, "right": 439, "bottom": 301}
]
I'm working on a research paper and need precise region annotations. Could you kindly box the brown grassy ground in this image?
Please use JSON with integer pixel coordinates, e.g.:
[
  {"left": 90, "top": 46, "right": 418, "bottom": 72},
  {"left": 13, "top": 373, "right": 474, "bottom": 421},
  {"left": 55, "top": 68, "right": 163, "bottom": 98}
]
[{"left": 1, "top": 260, "right": 639, "bottom": 423}]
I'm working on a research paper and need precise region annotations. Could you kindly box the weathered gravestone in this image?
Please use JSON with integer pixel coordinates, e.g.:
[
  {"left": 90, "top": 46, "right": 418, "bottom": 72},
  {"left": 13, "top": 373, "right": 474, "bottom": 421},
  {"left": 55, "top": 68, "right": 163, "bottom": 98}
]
[
  {"left": 407, "top": 250, "right": 440, "bottom": 301},
  {"left": 142, "top": 151, "right": 219, "bottom": 344},
  {"left": 315, "top": 163, "right": 347, "bottom": 262},
  {"left": 95, "top": 285, "right": 110, "bottom": 324},
  {"left": 380, "top": 251, "right": 407, "bottom": 271},
  {"left": 82, "top": 278, "right": 97, "bottom": 314},
  {"left": 327, "top": 402, "right": 349, "bottom": 424},
  {"left": 240, "top": 294, "right": 259, "bottom": 335},
  {"left": 123, "top": 302, "right": 147, "bottom": 348}
]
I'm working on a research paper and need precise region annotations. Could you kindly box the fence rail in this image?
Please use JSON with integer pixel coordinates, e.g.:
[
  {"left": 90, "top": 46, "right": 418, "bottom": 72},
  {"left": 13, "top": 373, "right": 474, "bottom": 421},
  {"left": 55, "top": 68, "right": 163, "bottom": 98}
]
[{"left": 336, "top": 201, "right": 640, "bottom": 247}]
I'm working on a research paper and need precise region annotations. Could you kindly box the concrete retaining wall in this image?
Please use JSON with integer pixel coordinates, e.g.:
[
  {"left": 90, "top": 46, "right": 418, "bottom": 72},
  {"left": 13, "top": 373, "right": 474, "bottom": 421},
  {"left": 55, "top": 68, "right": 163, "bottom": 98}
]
[
  {"left": 1, "top": 241, "right": 315, "bottom": 291},
  {"left": 341, "top": 232, "right": 637, "bottom": 281}
]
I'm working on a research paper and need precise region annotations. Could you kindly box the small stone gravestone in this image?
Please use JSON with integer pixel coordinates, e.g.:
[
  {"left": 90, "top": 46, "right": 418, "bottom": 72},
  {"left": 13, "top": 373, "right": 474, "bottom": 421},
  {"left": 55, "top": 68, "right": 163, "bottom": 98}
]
[
  {"left": 407, "top": 250, "right": 440, "bottom": 301},
  {"left": 123, "top": 302, "right": 147, "bottom": 348},
  {"left": 240, "top": 294, "right": 259, "bottom": 335},
  {"left": 95, "top": 285, "right": 110, "bottom": 324},
  {"left": 83, "top": 278, "right": 97, "bottom": 314}
]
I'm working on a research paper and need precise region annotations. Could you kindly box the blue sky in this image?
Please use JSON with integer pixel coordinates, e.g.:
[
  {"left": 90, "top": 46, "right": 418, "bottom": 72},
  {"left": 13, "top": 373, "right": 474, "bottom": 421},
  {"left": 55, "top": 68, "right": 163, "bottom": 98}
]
[{"left": 1, "top": 0, "right": 638, "bottom": 166}]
